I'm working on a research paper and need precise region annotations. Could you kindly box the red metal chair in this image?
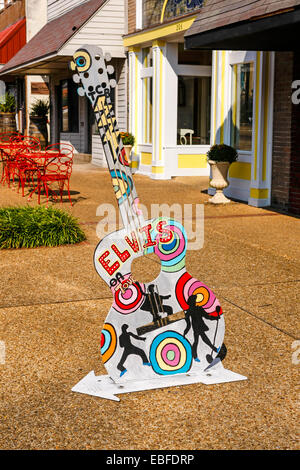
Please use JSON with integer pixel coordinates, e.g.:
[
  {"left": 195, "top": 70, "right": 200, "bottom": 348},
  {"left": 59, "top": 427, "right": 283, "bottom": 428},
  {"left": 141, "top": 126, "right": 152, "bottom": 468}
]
[
  {"left": 16, "top": 150, "right": 47, "bottom": 197},
  {"left": 28, "top": 143, "right": 74, "bottom": 205},
  {"left": 0, "top": 132, "right": 22, "bottom": 183},
  {"left": 2, "top": 135, "right": 41, "bottom": 188}
]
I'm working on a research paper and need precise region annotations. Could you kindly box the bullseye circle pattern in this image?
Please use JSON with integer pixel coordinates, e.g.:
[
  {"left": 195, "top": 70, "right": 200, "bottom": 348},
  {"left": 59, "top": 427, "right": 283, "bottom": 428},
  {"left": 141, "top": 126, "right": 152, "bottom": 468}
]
[
  {"left": 150, "top": 331, "right": 192, "bottom": 375},
  {"left": 112, "top": 274, "right": 145, "bottom": 314},
  {"left": 175, "top": 272, "right": 222, "bottom": 316},
  {"left": 152, "top": 220, "right": 187, "bottom": 273},
  {"left": 73, "top": 50, "right": 91, "bottom": 72},
  {"left": 100, "top": 323, "right": 117, "bottom": 363}
]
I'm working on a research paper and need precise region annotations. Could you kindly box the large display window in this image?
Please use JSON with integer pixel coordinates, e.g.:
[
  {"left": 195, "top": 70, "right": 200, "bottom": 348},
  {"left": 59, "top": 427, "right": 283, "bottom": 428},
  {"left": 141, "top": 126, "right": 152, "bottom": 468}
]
[
  {"left": 231, "top": 63, "right": 254, "bottom": 152},
  {"left": 177, "top": 76, "right": 211, "bottom": 145}
]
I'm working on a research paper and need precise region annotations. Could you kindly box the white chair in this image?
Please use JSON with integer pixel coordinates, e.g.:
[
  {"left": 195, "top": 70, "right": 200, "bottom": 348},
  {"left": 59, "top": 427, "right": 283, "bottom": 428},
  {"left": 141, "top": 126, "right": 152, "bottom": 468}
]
[{"left": 180, "top": 129, "right": 194, "bottom": 145}]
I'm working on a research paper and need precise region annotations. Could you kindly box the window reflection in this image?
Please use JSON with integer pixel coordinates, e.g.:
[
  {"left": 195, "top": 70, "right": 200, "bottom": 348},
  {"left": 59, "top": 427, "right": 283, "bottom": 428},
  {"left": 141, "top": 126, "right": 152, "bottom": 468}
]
[
  {"left": 177, "top": 76, "right": 211, "bottom": 145},
  {"left": 143, "top": 77, "right": 153, "bottom": 144},
  {"left": 142, "top": 47, "right": 153, "bottom": 144},
  {"left": 61, "top": 80, "right": 69, "bottom": 133},
  {"left": 142, "top": 47, "right": 153, "bottom": 68},
  {"left": 231, "top": 63, "right": 254, "bottom": 151},
  {"left": 60, "top": 79, "right": 79, "bottom": 133}
]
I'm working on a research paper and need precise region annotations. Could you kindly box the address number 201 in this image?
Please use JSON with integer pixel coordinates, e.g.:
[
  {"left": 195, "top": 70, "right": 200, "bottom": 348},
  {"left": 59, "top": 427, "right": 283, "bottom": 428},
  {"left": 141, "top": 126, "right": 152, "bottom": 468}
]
[{"left": 176, "top": 23, "right": 183, "bottom": 31}]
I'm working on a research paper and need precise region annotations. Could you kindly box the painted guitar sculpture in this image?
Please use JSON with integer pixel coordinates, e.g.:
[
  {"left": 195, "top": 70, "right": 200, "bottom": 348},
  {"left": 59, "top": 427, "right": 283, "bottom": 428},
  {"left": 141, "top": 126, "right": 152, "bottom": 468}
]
[{"left": 70, "top": 45, "right": 226, "bottom": 384}]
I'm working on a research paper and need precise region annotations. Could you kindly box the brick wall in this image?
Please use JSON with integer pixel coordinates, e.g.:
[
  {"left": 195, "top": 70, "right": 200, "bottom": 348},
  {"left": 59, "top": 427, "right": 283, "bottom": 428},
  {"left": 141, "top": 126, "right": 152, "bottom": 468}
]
[
  {"left": 127, "top": 0, "right": 136, "bottom": 34},
  {"left": 271, "top": 51, "right": 300, "bottom": 216},
  {"left": 271, "top": 52, "right": 293, "bottom": 212},
  {"left": 289, "top": 51, "right": 300, "bottom": 216}
]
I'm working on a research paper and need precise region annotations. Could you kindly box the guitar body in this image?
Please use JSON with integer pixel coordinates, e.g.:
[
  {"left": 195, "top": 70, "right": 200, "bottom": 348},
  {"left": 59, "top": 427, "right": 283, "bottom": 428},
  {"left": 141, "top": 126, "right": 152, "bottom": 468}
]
[
  {"left": 95, "top": 217, "right": 225, "bottom": 382},
  {"left": 70, "top": 45, "right": 226, "bottom": 385}
]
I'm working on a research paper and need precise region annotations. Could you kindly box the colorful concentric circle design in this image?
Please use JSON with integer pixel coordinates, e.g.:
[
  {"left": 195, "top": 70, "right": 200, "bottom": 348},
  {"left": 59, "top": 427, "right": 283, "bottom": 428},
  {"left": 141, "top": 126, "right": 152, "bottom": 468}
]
[
  {"left": 100, "top": 323, "right": 117, "bottom": 363},
  {"left": 112, "top": 274, "right": 145, "bottom": 314},
  {"left": 175, "top": 272, "right": 222, "bottom": 316},
  {"left": 150, "top": 331, "right": 192, "bottom": 375},
  {"left": 146, "top": 219, "right": 187, "bottom": 273}
]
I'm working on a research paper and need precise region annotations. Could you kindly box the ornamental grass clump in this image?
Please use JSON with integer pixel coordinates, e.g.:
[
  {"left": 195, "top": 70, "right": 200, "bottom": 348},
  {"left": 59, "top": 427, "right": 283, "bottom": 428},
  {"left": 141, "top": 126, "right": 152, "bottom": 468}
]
[{"left": 0, "top": 206, "right": 86, "bottom": 249}]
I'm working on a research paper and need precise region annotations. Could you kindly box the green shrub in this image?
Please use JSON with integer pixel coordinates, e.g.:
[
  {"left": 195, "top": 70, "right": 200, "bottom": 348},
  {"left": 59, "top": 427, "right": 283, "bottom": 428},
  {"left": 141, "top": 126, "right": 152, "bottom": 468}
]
[
  {"left": 0, "top": 206, "right": 86, "bottom": 249},
  {"left": 0, "top": 93, "right": 16, "bottom": 113},
  {"left": 207, "top": 144, "right": 238, "bottom": 164},
  {"left": 120, "top": 132, "right": 135, "bottom": 146}
]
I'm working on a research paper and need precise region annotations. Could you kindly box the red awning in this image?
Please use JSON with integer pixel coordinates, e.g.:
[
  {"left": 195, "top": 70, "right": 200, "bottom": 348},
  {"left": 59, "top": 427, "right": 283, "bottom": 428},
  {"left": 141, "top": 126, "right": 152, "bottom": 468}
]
[{"left": 0, "top": 18, "right": 26, "bottom": 64}]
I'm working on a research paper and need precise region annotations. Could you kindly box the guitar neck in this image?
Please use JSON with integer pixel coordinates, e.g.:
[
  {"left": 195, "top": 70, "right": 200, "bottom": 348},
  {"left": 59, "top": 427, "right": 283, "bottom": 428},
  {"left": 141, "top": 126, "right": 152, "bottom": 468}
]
[
  {"left": 93, "top": 94, "right": 143, "bottom": 230},
  {"left": 70, "top": 46, "right": 143, "bottom": 232}
]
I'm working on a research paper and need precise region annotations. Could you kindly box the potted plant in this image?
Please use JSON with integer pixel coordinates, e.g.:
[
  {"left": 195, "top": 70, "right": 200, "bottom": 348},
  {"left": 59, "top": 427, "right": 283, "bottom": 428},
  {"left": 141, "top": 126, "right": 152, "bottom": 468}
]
[
  {"left": 207, "top": 144, "right": 238, "bottom": 204},
  {"left": 120, "top": 131, "right": 135, "bottom": 163},
  {"left": 29, "top": 99, "right": 50, "bottom": 149},
  {"left": 0, "top": 93, "right": 16, "bottom": 133}
]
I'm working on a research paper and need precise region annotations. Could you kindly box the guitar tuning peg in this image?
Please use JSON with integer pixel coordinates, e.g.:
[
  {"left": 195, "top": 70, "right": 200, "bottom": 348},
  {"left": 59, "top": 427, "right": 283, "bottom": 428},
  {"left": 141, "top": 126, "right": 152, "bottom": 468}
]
[
  {"left": 72, "top": 74, "right": 80, "bottom": 84},
  {"left": 105, "top": 52, "right": 111, "bottom": 62},
  {"left": 109, "top": 79, "right": 116, "bottom": 88},
  {"left": 77, "top": 87, "right": 85, "bottom": 97},
  {"left": 107, "top": 65, "right": 114, "bottom": 75}
]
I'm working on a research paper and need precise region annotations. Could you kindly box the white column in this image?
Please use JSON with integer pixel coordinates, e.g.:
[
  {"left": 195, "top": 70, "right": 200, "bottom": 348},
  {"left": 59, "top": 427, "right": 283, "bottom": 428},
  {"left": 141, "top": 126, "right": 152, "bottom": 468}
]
[
  {"left": 128, "top": 47, "right": 142, "bottom": 158},
  {"left": 249, "top": 51, "right": 274, "bottom": 207},
  {"left": 151, "top": 40, "right": 166, "bottom": 179}
]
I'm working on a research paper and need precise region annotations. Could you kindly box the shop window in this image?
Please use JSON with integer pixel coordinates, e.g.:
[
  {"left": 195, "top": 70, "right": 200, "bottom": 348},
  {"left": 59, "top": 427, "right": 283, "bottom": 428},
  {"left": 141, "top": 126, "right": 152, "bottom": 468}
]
[
  {"left": 178, "top": 43, "right": 211, "bottom": 66},
  {"left": 142, "top": 0, "right": 204, "bottom": 29},
  {"left": 142, "top": 76, "right": 153, "bottom": 144},
  {"left": 231, "top": 63, "right": 254, "bottom": 152},
  {"left": 142, "top": 47, "right": 153, "bottom": 68},
  {"left": 177, "top": 76, "right": 211, "bottom": 145},
  {"left": 60, "top": 79, "right": 79, "bottom": 133},
  {"left": 141, "top": 47, "right": 153, "bottom": 144}
]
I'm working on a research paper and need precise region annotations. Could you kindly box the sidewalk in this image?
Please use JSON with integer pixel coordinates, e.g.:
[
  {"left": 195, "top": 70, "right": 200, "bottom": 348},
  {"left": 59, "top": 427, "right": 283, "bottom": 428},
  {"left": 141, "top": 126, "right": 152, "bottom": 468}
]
[{"left": 0, "top": 164, "right": 299, "bottom": 450}]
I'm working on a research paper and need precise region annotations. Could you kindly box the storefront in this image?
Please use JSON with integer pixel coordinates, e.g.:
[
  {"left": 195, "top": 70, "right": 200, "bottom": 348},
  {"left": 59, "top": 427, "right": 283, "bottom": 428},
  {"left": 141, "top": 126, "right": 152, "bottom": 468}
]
[
  {"left": 0, "top": 13, "right": 26, "bottom": 131},
  {"left": 185, "top": 0, "right": 300, "bottom": 213},
  {"left": 0, "top": 0, "right": 127, "bottom": 166},
  {"left": 126, "top": 0, "right": 300, "bottom": 216},
  {"left": 124, "top": 0, "right": 212, "bottom": 179},
  {"left": 205, "top": 49, "right": 275, "bottom": 207}
]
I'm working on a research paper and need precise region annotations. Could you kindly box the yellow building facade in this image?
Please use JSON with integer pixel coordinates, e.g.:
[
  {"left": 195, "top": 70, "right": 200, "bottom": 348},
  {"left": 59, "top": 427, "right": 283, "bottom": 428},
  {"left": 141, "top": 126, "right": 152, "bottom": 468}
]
[{"left": 125, "top": 1, "right": 274, "bottom": 207}]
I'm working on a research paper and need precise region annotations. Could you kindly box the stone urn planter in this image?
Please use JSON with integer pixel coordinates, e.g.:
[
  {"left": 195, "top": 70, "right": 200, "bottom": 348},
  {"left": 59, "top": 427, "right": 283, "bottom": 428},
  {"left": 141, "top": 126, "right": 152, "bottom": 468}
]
[
  {"left": 207, "top": 144, "right": 238, "bottom": 205},
  {"left": 208, "top": 160, "right": 231, "bottom": 204},
  {"left": 0, "top": 112, "right": 17, "bottom": 134},
  {"left": 0, "top": 93, "right": 17, "bottom": 133},
  {"left": 123, "top": 144, "right": 132, "bottom": 164},
  {"left": 120, "top": 132, "right": 135, "bottom": 166}
]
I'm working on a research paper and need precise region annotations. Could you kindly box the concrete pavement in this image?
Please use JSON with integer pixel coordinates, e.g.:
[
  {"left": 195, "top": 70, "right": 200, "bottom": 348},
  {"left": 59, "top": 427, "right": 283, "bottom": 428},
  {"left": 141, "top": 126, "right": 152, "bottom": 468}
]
[{"left": 0, "top": 163, "right": 299, "bottom": 449}]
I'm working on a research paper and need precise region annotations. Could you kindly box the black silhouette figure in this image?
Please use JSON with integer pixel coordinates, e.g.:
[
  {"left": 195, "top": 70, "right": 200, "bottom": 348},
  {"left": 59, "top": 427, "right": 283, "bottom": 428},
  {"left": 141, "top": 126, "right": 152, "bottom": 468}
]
[
  {"left": 183, "top": 295, "right": 220, "bottom": 363},
  {"left": 117, "top": 324, "right": 151, "bottom": 377},
  {"left": 138, "top": 284, "right": 173, "bottom": 321}
]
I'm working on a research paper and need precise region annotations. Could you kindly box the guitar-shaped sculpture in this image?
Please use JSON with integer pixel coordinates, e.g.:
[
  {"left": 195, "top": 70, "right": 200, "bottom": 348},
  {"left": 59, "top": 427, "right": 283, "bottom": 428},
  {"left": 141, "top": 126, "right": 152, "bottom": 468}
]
[{"left": 70, "top": 46, "right": 246, "bottom": 400}]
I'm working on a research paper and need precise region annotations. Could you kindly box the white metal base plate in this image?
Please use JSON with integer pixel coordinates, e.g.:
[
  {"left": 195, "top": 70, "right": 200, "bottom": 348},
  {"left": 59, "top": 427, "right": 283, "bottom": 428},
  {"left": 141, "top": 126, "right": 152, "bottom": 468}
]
[{"left": 71, "top": 362, "right": 247, "bottom": 402}]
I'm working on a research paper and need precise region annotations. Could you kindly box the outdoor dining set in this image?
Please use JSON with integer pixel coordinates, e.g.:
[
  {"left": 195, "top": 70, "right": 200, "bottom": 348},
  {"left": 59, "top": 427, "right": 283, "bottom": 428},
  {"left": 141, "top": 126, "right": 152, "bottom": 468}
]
[{"left": 0, "top": 132, "right": 74, "bottom": 206}]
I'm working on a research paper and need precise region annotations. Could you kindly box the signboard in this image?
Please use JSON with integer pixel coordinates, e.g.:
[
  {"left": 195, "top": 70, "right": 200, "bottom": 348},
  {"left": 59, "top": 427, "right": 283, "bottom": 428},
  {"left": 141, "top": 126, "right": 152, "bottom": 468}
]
[
  {"left": 143, "top": 0, "right": 204, "bottom": 28},
  {"left": 31, "top": 82, "right": 49, "bottom": 95}
]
